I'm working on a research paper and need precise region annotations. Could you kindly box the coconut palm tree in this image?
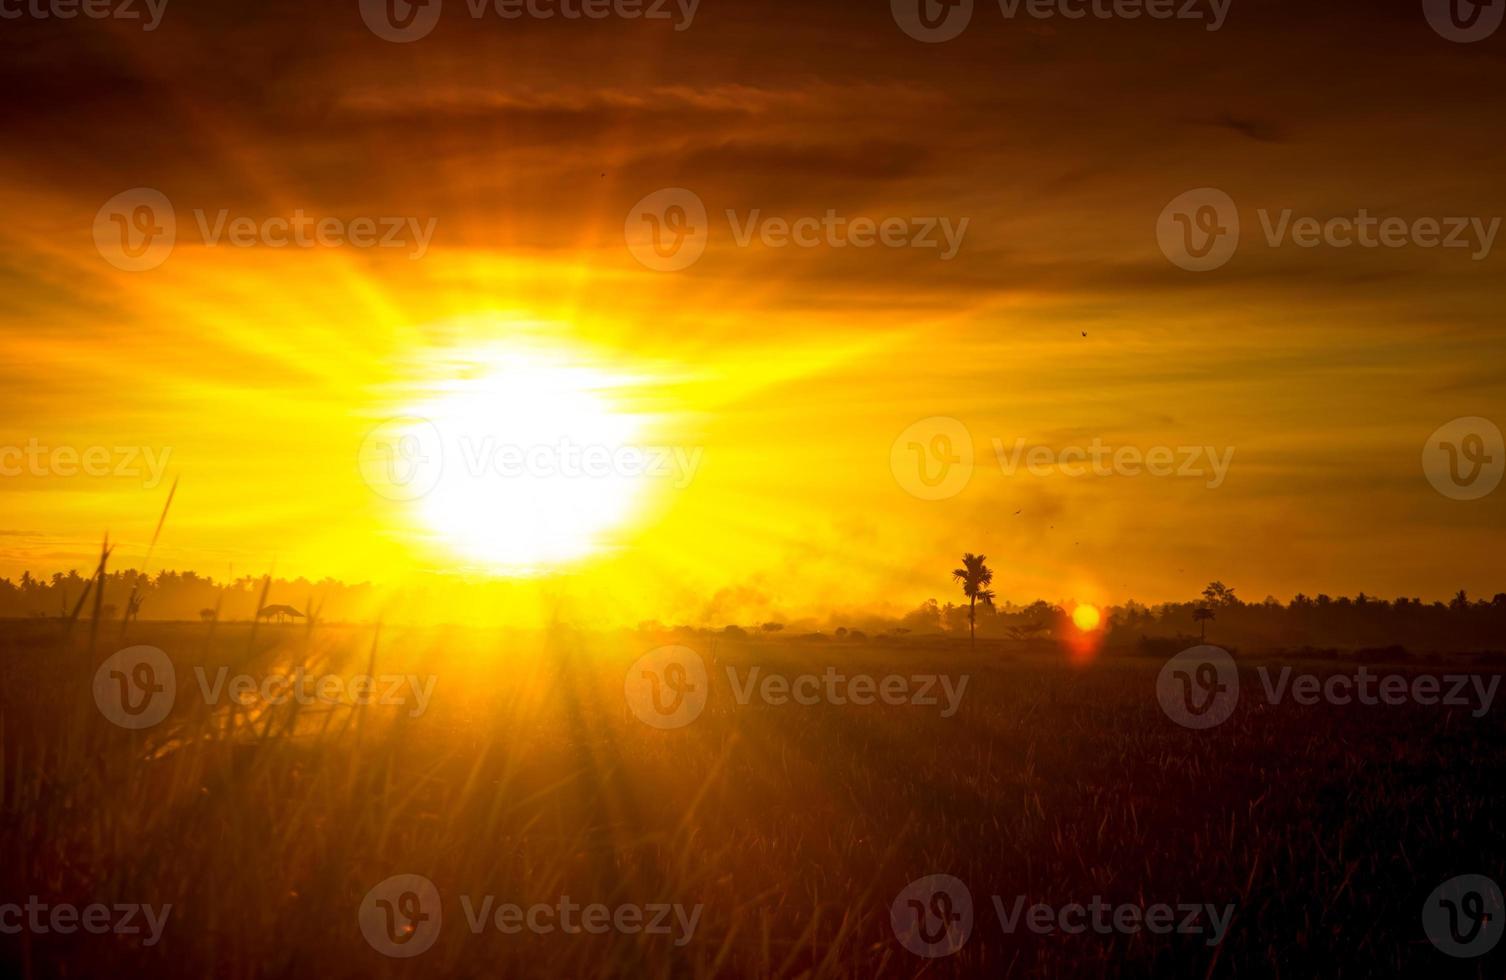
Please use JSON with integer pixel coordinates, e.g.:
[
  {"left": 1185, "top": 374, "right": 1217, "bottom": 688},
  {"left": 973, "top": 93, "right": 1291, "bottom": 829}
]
[{"left": 952, "top": 553, "right": 996, "bottom": 650}]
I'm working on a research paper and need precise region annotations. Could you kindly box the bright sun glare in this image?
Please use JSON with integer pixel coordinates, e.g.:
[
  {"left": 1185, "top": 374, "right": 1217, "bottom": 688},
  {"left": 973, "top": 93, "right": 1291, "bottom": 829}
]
[{"left": 399, "top": 348, "right": 649, "bottom": 574}]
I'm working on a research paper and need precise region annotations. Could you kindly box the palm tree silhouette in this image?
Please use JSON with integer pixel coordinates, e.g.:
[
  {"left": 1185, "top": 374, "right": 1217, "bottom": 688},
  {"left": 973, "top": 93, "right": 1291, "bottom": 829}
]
[
  {"left": 952, "top": 553, "right": 995, "bottom": 650},
  {"left": 1193, "top": 605, "right": 1215, "bottom": 641}
]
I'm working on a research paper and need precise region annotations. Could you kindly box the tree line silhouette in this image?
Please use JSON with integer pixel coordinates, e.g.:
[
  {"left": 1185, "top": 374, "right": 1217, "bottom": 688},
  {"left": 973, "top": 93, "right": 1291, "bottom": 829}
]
[
  {"left": 907, "top": 574, "right": 1506, "bottom": 652},
  {"left": 0, "top": 569, "right": 373, "bottom": 625},
  {"left": 0, "top": 567, "right": 1502, "bottom": 652}
]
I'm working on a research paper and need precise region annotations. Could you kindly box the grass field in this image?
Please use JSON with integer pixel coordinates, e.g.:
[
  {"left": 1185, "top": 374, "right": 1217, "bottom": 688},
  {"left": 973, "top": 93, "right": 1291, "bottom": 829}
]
[{"left": 1, "top": 621, "right": 1502, "bottom": 977}]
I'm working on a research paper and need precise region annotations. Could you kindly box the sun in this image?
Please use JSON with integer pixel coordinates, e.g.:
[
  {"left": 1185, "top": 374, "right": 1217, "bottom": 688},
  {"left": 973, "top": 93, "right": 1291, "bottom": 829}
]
[
  {"left": 1071, "top": 603, "right": 1102, "bottom": 632},
  {"left": 396, "top": 348, "right": 652, "bottom": 573}
]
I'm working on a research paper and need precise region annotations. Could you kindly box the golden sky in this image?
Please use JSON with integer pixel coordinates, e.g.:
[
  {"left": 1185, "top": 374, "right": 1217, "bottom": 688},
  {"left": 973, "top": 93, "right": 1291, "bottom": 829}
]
[{"left": 1, "top": 0, "right": 1503, "bottom": 623}]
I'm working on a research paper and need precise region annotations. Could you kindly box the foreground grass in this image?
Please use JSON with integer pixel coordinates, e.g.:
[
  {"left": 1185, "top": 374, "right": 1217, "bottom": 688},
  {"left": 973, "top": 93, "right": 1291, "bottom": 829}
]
[{"left": 1, "top": 622, "right": 1502, "bottom": 978}]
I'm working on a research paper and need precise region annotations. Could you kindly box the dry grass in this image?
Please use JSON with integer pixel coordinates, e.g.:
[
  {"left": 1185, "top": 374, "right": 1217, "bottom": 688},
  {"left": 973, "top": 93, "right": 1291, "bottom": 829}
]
[{"left": 1, "top": 621, "right": 1502, "bottom": 977}]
